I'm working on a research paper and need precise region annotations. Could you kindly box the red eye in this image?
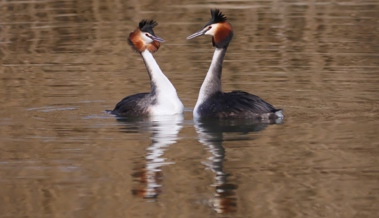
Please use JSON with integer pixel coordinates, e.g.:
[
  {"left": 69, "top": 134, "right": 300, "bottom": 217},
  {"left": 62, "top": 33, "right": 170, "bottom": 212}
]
[{"left": 145, "top": 33, "right": 149, "bottom": 36}]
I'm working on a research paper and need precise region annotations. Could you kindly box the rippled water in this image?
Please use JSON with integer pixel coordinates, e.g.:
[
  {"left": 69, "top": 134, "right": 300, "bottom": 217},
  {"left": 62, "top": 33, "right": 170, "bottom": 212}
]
[{"left": 1, "top": 0, "right": 379, "bottom": 217}]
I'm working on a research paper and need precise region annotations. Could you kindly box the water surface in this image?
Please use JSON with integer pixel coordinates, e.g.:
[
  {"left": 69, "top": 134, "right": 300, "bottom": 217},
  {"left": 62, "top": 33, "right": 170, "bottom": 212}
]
[{"left": 1, "top": 0, "right": 379, "bottom": 217}]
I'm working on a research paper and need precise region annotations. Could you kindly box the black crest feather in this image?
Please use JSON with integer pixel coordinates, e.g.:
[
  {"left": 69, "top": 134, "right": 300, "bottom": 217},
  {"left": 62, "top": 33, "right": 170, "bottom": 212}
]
[
  {"left": 139, "top": 19, "right": 158, "bottom": 35},
  {"left": 205, "top": 9, "right": 227, "bottom": 26}
]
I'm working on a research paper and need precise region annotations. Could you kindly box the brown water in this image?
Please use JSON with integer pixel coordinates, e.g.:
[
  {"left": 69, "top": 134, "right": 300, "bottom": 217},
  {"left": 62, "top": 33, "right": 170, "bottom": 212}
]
[{"left": 1, "top": 0, "right": 379, "bottom": 217}]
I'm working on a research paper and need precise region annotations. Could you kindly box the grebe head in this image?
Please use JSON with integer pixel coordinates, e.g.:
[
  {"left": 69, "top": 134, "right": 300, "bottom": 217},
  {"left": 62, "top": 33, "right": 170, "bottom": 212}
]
[
  {"left": 128, "top": 20, "right": 165, "bottom": 53},
  {"left": 187, "top": 9, "right": 233, "bottom": 48}
]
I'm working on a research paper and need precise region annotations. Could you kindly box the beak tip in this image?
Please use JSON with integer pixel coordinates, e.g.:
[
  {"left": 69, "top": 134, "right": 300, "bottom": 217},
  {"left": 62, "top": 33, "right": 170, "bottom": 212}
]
[
  {"left": 186, "top": 34, "right": 199, "bottom": 40},
  {"left": 151, "top": 35, "right": 165, "bottom": 43},
  {"left": 186, "top": 29, "right": 206, "bottom": 40}
]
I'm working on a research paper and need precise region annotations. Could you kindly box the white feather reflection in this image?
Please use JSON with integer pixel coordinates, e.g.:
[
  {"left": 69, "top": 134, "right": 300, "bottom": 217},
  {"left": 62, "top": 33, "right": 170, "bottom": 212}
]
[{"left": 116, "top": 115, "right": 183, "bottom": 199}]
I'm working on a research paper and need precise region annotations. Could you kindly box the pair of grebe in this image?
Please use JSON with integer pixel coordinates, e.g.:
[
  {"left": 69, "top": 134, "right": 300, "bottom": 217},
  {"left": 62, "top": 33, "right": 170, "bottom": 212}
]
[{"left": 110, "top": 9, "right": 284, "bottom": 120}]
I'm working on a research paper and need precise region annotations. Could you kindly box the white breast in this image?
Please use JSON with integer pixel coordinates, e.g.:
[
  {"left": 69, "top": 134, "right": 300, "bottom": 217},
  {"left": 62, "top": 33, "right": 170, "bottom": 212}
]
[
  {"left": 150, "top": 93, "right": 184, "bottom": 116},
  {"left": 140, "top": 50, "right": 184, "bottom": 116}
]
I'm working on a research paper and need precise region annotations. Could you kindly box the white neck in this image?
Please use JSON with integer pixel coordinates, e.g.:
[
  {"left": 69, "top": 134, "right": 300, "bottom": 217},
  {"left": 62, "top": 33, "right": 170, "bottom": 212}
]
[
  {"left": 194, "top": 48, "right": 226, "bottom": 117},
  {"left": 141, "top": 50, "right": 183, "bottom": 115}
]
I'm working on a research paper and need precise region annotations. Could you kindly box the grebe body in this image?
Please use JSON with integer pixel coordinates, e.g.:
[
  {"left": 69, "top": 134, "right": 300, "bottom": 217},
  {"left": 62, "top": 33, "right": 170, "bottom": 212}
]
[
  {"left": 110, "top": 20, "right": 183, "bottom": 116},
  {"left": 187, "top": 9, "right": 283, "bottom": 120}
]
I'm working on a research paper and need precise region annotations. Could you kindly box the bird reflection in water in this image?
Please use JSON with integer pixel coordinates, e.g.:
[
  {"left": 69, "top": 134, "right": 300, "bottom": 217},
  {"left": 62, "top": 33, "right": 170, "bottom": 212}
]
[
  {"left": 116, "top": 115, "right": 183, "bottom": 200},
  {"left": 195, "top": 118, "right": 280, "bottom": 213}
]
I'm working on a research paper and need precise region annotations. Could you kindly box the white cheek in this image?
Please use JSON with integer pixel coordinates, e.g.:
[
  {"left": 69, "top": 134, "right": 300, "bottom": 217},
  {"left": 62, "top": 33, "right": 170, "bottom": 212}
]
[
  {"left": 140, "top": 32, "right": 153, "bottom": 43},
  {"left": 205, "top": 24, "right": 218, "bottom": 36}
]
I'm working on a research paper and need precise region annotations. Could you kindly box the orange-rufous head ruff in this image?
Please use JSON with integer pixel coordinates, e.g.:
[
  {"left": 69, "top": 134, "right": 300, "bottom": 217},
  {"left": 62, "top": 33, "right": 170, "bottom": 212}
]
[
  {"left": 128, "top": 20, "right": 164, "bottom": 53},
  {"left": 186, "top": 9, "right": 233, "bottom": 48}
]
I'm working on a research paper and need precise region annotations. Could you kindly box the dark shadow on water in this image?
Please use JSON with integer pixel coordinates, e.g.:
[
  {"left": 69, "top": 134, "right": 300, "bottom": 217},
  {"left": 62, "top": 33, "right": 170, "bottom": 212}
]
[{"left": 194, "top": 118, "right": 281, "bottom": 213}]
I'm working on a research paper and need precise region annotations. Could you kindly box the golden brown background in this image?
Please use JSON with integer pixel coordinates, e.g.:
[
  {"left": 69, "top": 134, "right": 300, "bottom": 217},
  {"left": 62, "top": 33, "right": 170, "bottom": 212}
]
[{"left": 0, "top": 0, "right": 378, "bottom": 217}]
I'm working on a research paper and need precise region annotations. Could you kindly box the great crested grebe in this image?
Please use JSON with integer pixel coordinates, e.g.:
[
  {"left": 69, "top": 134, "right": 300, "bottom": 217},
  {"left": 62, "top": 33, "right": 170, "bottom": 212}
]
[
  {"left": 187, "top": 9, "right": 284, "bottom": 120},
  {"left": 109, "top": 20, "right": 183, "bottom": 116}
]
